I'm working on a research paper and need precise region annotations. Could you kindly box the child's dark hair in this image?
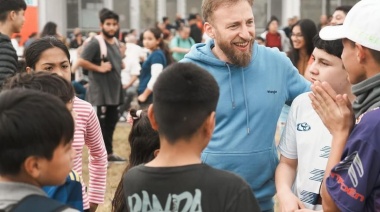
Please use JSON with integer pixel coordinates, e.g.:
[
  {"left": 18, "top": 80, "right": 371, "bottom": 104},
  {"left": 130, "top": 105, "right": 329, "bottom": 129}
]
[
  {"left": 0, "top": 0, "right": 27, "bottom": 22},
  {"left": 24, "top": 37, "right": 71, "bottom": 70},
  {"left": 153, "top": 63, "right": 219, "bottom": 143},
  {"left": 146, "top": 28, "right": 175, "bottom": 65},
  {"left": 0, "top": 89, "right": 74, "bottom": 175},
  {"left": 2, "top": 72, "right": 75, "bottom": 104},
  {"left": 99, "top": 8, "right": 119, "bottom": 24},
  {"left": 112, "top": 109, "right": 159, "bottom": 212},
  {"left": 313, "top": 34, "right": 343, "bottom": 59},
  {"left": 335, "top": 5, "right": 352, "bottom": 15}
]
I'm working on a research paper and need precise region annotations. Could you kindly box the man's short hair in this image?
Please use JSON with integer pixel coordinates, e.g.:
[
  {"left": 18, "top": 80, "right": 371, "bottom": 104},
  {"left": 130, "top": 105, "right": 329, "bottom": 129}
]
[
  {"left": 335, "top": 5, "right": 352, "bottom": 15},
  {"left": 313, "top": 34, "right": 343, "bottom": 59},
  {"left": 202, "top": 0, "right": 253, "bottom": 23},
  {"left": 153, "top": 63, "right": 219, "bottom": 143},
  {"left": 0, "top": 89, "right": 74, "bottom": 175},
  {"left": 2, "top": 72, "right": 75, "bottom": 104},
  {"left": 99, "top": 8, "right": 119, "bottom": 24},
  {"left": 0, "top": 0, "right": 26, "bottom": 22}
]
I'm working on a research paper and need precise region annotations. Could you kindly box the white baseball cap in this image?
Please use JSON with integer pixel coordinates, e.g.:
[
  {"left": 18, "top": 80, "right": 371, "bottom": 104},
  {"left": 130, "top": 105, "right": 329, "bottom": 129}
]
[{"left": 319, "top": 0, "right": 380, "bottom": 51}]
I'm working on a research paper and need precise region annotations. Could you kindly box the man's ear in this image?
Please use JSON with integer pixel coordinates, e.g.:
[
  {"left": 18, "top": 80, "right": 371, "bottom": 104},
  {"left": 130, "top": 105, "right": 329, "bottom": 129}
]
[
  {"left": 9, "top": 11, "right": 17, "bottom": 21},
  {"left": 148, "top": 104, "right": 159, "bottom": 131},
  {"left": 25, "top": 66, "right": 33, "bottom": 74},
  {"left": 23, "top": 156, "right": 42, "bottom": 179},
  {"left": 204, "top": 22, "right": 215, "bottom": 39}
]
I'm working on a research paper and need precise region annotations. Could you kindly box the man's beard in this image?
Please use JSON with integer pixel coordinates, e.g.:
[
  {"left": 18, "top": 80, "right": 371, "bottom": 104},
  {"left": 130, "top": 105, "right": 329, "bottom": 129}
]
[
  {"left": 102, "top": 29, "right": 116, "bottom": 39},
  {"left": 217, "top": 38, "right": 254, "bottom": 67}
]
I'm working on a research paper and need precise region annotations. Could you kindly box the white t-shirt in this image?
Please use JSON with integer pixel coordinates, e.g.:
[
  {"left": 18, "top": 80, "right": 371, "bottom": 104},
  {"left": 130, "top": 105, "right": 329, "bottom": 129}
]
[{"left": 278, "top": 92, "right": 331, "bottom": 210}]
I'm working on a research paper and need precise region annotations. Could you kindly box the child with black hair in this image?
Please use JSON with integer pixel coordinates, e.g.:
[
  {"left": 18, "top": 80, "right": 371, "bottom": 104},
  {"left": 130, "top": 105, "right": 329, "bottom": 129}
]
[
  {"left": 112, "top": 109, "right": 160, "bottom": 212},
  {"left": 122, "top": 63, "right": 260, "bottom": 211},
  {"left": 2, "top": 72, "right": 83, "bottom": 211},
  {"left": 0, "top": 88, "right": 76, "bottom": 212}
]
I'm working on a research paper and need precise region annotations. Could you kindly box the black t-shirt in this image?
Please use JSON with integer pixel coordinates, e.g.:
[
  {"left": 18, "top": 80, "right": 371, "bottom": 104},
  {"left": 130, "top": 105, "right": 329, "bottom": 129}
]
[{"left": 123, "top": 164, "right": 260, "bottom": 212}]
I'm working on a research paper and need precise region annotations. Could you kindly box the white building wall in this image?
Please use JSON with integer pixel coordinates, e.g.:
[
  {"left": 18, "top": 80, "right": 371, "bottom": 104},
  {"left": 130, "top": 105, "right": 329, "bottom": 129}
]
[{"left": 38, "top": 0, "right": 67, "bottom": 36}]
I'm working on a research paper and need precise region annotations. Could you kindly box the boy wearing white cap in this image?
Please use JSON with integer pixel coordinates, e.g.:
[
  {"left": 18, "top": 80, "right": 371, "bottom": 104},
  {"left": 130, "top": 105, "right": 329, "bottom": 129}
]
[{"left": 310, "top": 0, "right": 380, "bottom": 211}]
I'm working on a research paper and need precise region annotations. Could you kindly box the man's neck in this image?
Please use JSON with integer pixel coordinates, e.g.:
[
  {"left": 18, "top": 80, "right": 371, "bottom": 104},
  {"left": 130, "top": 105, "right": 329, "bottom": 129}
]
[
  {"left": 101, "top": 33, "right": 115, "bottom": 44},
  {"left": 211, "top": 44, "right": 231, "bottom": 64},
  {"left": 0, "top": 23, "right": 13, "bottom": 38}
]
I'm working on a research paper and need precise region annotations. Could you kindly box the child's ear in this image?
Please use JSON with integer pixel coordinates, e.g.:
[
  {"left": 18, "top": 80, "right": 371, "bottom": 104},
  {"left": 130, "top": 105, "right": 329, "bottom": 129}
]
[
  {"left": 23, "top": 156, "right": 42, "bottom": 179},
  {"left": 25, "top": 66, "right": 33, "bottom": 74},
  {"left": 148, "top": 104, "right": 159, "bottom": 131},
  {"left": 203, "top": 112, "right": 216, "bottom": 140},
  {"left": 154, "top": 149, "right": 160, "bottom": 157}
]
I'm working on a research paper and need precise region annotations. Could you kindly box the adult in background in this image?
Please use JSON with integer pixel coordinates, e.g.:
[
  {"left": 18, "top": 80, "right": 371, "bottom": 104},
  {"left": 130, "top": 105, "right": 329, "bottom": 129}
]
[
  {"left": 77, "top": 8, "right": 125, "bottom": 162},
  {"left": 181, "top": 0, "right": 310, "bottom": 210},
  {"left": 330, "top": 5, "right": 352, "bottom": 25},
  {"left": 170, "top": 25, "right": 195, "bottom": 62},
  {"left": 289, "top": 19, "right": 318, "bottom": 77},
  {"left": 260, "top": 16, "right": 291, "bottom": 53},
  {"left": 0, "top": 0, "right": 26, "bottom": 88}
]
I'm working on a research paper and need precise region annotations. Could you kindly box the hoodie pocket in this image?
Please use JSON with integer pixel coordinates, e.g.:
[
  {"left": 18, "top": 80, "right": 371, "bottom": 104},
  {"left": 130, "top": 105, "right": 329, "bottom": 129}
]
[{"left": 201, "top": 148, "right": 278, "bottom": 201}]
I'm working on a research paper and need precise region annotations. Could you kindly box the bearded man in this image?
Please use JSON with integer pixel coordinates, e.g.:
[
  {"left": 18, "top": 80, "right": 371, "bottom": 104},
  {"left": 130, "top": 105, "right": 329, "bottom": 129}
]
[
  {"left": 181, "top": 0, "right": 310, "bottom": 211},
  {"left": 77, "top": 8, "right": 125, "bottom": 162}
]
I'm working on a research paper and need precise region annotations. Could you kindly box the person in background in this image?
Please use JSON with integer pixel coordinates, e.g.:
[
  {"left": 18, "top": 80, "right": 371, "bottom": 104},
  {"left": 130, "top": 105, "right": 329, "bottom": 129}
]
[
  {"left": 112, "top": 109, "right": 159, "bottom": 212},
  {"left": 23, "top": 32, "right": 38, "bottom": 49},
  {"left": 188, "top": 14, "right": 203, "bottom": 43},
  {"left": 0, "top": 0, "right": 26, "bottom": 88},
  {"left": 40, "top": 21, "right": 67, "bottom": 45},
  {"left": 289, "top": 19, "right": 318, "bottom": 77},
  {"left": 170, "top": 25, "right": 195, "bottom": 62},
  {"left": 70, "top": 28, "right": 84, "bottom": 49},
  {"left": 330, "top": 5, "right": 352, "bottom": 25},
  {"left": 261, "top": 16, "right": 291, "bottom": 53},
  {"left": 138, "top": 28, "right": 173, "bottom": 108},
  {"left": 77, "top": 8, "right": 125, "bottom": 163}
]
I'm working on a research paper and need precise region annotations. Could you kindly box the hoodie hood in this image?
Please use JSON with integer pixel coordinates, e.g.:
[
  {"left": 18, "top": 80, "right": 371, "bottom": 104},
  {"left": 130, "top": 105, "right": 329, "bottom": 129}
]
[
  {"left": 181, "top": 37, "right": 310, "bottom": 211},
  {"left": 184, "top": 39, "right": 256, "bottom": 134}
]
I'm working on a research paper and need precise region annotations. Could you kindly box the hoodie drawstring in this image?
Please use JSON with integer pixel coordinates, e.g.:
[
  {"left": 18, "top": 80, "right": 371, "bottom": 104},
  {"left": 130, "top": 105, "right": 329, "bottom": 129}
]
[
  {"left": 226, "top": 64, "right": 236, "bottom": 109},
  {"left": 241, "top": 68, "right": 250, "bottom": 134},
  {"left": 226, "top": 64, "right": 250, "bottom": 134}
]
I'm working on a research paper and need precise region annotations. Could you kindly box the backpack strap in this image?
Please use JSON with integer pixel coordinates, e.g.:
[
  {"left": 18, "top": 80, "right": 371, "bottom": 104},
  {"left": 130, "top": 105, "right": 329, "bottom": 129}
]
[
  {"left": 10, "top": 195, "right": 69, "bottom": 212},
  {"left": 95, "top": 35, "right": 108, "bottom": 59}
]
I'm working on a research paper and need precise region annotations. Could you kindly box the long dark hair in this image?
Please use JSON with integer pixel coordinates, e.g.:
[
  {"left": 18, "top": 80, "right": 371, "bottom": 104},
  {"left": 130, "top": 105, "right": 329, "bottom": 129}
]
[
  {"left": 289, "top": 19, "right": 317, "bottom": 74},
  {"left": 24, "top": 37, "right": 70, "bottom": 70},
  {"left": 40, "top": 22, "right": 58, "bottom": 38},
  {"left": 112, "top": 109, "right": 160, "bottom": 212},
  {"left": 146, "top": 28, "right": 175, "bottom": 65}
]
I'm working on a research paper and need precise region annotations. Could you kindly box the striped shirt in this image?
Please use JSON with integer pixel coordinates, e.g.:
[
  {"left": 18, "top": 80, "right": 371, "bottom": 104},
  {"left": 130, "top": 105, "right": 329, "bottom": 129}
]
[{"left": 73, "top": 97, "right": 107, "bottom": 209}]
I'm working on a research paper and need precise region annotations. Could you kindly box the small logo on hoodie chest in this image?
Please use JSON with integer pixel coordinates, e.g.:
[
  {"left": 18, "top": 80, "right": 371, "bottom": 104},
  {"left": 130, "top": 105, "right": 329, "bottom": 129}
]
[{"left": 267, "top": 90, "right": 277, "bottom": 94}]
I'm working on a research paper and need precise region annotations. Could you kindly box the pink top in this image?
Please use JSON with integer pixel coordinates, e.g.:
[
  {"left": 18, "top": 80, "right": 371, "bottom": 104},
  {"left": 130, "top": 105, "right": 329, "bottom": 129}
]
[{"left": 73, "top": 97, "right": 107, "bottom": 209}]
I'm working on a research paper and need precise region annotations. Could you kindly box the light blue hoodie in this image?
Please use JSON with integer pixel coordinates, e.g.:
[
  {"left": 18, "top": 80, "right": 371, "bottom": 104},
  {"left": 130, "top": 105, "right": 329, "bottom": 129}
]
[{"left": 181, "top": 40, "right": 310, "bottom": 210}]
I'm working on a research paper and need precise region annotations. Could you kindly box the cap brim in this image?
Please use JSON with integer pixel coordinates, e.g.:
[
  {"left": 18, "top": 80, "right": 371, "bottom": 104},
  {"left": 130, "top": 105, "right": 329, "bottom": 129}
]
[{"left": 319, "top": 25, "right": 346, "bottom": 40}]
